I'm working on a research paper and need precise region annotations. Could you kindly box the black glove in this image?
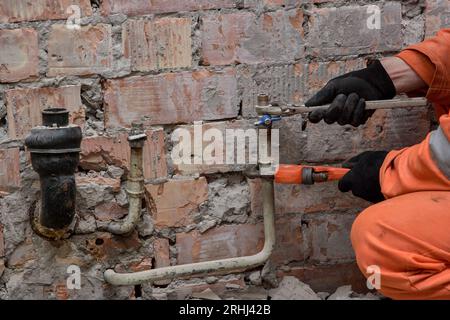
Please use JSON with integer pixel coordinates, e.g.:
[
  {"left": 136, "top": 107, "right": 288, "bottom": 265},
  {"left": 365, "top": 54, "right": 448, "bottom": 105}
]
[
  {"left": 305, "top": 60, "right": 396, "bottom": 127},
  {"left": 338, "top": 151, "right": 388, "bottom": 203}
]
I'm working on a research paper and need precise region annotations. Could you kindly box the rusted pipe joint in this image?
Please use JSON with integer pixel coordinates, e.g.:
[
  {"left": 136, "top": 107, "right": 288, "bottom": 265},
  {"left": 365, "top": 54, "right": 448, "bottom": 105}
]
[{"left": 25, "top": 108, "right": 82, "bottom": 240}]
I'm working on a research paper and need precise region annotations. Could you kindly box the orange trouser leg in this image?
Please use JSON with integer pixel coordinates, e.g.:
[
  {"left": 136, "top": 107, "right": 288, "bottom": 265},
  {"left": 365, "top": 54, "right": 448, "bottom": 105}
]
[{"left": 351, "top": 191, "right": 450, "bottom": 300}]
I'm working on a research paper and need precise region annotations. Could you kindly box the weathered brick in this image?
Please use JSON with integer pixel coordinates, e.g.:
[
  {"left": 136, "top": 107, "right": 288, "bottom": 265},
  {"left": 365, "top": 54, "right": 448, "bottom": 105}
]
[
  {"left": 80, "top": 134, "right": 129, "bottom": 171},
  {"left": 85, "top": 231, "right": 141, "bottom": 262},
  {"left": 201, "top": 9, "right": 304, "bottom": 66},
  {"left": 305, "top": 59, "right": 366, "bottom": 97},
  {"left": 80, "top": 129, "right": 167, "bottom": 179},
  {"left": 302, "top": 212, "right": 357, "bottom": 264},
  {"left": 0, "top": 224, "right": 4, "bottom": 257},
  {"left": 123, "top": 18, "right": 192, "bottom": 71},
  {"left": 425, "top": 0, "right": 450, "bottom": 37},
  {"left": 48, "top": 24, "right": 112, "bottom": 76},
  {"left": 239, "top": 59, "right": 366, "bottom": 117},
  {"left": 145, "top": 178, "right": 208, "bottom": 228},
  {"left": 76, "top": 176, "right": 121, "bottom": 193},
  {"left": 0, "top": 29, "right": 38, "bottom": 83},
  {"left": 308, "top": 3, "right": 402, "bottom": 57},
  {"left": 0, "top": 0, "right": 92, "bottom": 23},
  {"left": 154, "top": 238, "right": 170, "bottom": 268},
  {"left": 128, "top": 257, "right": 152, "bottom": 273},
  {"left": 239, "top": 63, "right": 305, "bottom": 117},
  {"left": 248, "top": 178, "right": 370, "bottom": 217},
  {"left": 76, "top": 175, "right": 121, "bottom": 210},
  {"left": 166, "top": 277, "right": 246, "bottom": 300},
  {"left": 275, "top": 106, "right": 431, "bottom": 164},
  {"left": 101, "top": 0, "right": 236, "bottom": 16},
  {"left": 143, "top": 129, "right": 168, "bottom": 180},
  {"left": 6, "top": 85, "right": 85, "bottom": 140},
  {"left": 277, "top": 263, "right": 368, "bottom": 293},
  {"left": 0, "top": 148, "right": 20, "bottom": 192},
  {"left": 0, "top": 224, "right": 5, "bottom": 278},
  {"left": 104, "top": 68, "right": 238, "bottom": 128},
  {"left": 275, "top": 183, "right": 370, "bottom": 215},
  {"left": 7, "top": 238, "right": 36, "bottom": 268},
  {"left": 94, "top": 202, "right": 127, "bottom": 222},
  {"left": 264, "top": 0, "right": 303, "bottom": 7},
  {"left": 173, "top": 119, "right": 255, "bottom": 175},
  {"left": 176, "top": 224, "right": 264, "bottom": 264},
  {"left": 270, "top": 215, "right": 304, "bottom": 265}
]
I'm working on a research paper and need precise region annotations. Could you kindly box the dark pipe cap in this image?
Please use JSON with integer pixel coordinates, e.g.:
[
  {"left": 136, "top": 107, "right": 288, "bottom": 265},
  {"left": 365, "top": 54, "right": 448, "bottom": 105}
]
[{"left": 42, "top": 108, "right": 69, "bottom": 127}]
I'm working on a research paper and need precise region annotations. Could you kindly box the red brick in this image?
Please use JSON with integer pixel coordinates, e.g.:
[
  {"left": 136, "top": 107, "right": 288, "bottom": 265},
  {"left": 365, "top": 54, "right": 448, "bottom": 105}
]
[
  {"left": 239, "top": 63, "right": 305, "bottom": 117},
  {"left": 276, "top": 183, "right": 370, "bottom": 215},
  {"left": 276, "top": 107, "right": 431, "bottom": 165},
  {"left": 94, "top": 202, "right": 127, "bottom": 222},
  {"left": 0, "top": 0, "right": 92, "bottom": 23},
  {"left": 173, "top": 119, "right": 254, "bottom": 175},
  {"left": 201, "top": 9, "right": 304, "bottom": 66},
  {"left": 264, "top": 0, "right": 303, "bottom": 7},
  {"left": 145, "top": 178, "right": 208, "bottom": 228},
  {"left": 80, "top": 129, "right": 167, "bottom": 179},
  {"left": 176, "top": 224, "right": 264, "bottom": 264},
  {"left": 104, "top": 68, "right": 238, "bottom": 128},
  {"left": 0, "top": 224, "right": 4, "bottom": 257},
  {"left": 249, "top": 178, "right": 370, "bottom": 216},
  {"left": 6, "top": 85, "right": 85, "bottom": 140},
  {"left": 305, "top": 59, "right": 366, "bottom": 97},
  {"left": 101, "top": 0, "right": 236, "bottom": 16},
  {"left": 308, "top": 3, "right": 402, "bottom": 57},
  {"left": 76, "top": 176, "right": 121, "bottom": 193},
  {"left": 154, "top": 238, "right": 170, "bottom": 268},
  {"left": 129, "top": 257, "right": 153, "bottom": 272},
  {"left": 168, "top": 277, "right": 246, "bottom": 299},
  {"left": 143, "top": 129, "right": 168, "bottom": 180},
  {"left": 0, "top": 29, "right": 38, "bottom": 83},
  {"left": 425, "top": 0, "right": 450, "bottom": 37},
  {"left": 7, "top": 239, "right": 36, "bottom": 267},
  {"left": 80, "top": 134, "right": 129, "bottom": 171},
  {"left": 271, "top": 215, "right": 304, "bottom": 265},
  {"left": 86, "top": 232, "right": 141, "bottom": 262},
  {"left": 48, "top": 24, "right": 112, "bottom": 76},
  {"left": 302, "top": 213, "right": 357, "bottom": 264},
  {"left": 123, "top": 18, "right": 192, "bottom": 71},
  {"left": 0, "top": 148, "right": 20, "bottom": 192},
  {"left": 277, "top": 263, "right": 368, "bottom": 293}
]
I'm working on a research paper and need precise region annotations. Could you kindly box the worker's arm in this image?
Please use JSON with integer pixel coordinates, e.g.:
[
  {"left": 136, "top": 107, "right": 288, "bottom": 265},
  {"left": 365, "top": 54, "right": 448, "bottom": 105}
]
[
  {"left": 379, "top": 29, "right": 450, "bottom": 198},
  {"left": 306, "top": 28, "right": 450, "bottom": 201}
]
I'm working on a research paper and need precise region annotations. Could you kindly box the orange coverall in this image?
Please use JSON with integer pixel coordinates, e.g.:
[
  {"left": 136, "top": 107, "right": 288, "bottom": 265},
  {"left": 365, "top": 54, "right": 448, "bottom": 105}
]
[{"left": 351, "top": 28, "right": 450, "bottom": 299}]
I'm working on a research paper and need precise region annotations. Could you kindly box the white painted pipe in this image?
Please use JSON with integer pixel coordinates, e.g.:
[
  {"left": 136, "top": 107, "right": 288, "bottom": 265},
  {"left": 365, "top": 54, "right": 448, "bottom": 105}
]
[
  {"left": 99, "top": 133, "right": 146, "bottom": 235},
  {"left": 104, "top": 179, "right": 276, "bottom": 286}
]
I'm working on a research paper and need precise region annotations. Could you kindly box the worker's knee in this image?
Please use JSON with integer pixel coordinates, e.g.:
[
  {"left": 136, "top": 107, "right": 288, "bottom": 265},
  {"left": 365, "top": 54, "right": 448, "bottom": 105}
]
[{"left": 350, "top": 204, "right": 382, "bottom": 270}]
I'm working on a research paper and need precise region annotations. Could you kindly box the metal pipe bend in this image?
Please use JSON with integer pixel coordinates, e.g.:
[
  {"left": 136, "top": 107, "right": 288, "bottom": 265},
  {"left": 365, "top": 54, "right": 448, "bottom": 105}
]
[{"left": 104, "top": 179, "right": 276, "bottom": 286}]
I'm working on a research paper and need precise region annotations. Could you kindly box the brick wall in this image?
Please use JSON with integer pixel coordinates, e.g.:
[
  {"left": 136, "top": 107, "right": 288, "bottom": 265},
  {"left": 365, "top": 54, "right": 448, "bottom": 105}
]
[{"left": 0, "top": 0, "right": 447, "bottom": 299}]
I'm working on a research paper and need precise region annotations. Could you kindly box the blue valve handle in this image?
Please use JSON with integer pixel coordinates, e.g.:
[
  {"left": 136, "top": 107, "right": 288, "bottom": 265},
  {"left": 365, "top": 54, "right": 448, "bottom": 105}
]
[{"left": 256, "top": 115, "right": 282, "bottom": 126}]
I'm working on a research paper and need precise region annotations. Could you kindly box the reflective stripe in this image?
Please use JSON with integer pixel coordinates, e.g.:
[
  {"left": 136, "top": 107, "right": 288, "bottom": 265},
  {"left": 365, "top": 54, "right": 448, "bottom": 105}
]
[{"left": 429, "top": 127, "right": 450, "bottom": 180}]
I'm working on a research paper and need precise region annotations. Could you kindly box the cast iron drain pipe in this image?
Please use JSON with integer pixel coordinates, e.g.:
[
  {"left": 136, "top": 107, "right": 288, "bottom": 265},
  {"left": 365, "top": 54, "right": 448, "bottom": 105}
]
[
  {"left": 25, "top": 108, "right": 82, "bottom": 240},
  {"left": 98, "top": 122, "right": 147, "bottom": 235}
]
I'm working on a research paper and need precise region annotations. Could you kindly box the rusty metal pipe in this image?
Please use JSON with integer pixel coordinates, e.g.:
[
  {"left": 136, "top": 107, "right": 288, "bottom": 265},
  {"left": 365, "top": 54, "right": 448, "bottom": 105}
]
[
  {"left": 104, "top": 178, "right": 275, "bottom": 286},
  {"left": 99, "top": 123, "right": 147, "bottom": 235},
  {"left": 25, "top": 108, "right": 82, "bottom": 240}
]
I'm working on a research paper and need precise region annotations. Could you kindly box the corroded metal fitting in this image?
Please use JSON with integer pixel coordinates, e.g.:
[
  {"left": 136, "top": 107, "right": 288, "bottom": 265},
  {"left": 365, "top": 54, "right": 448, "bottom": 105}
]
[{"left": 25, "top": 108, "right": 82, "bottom": 240}]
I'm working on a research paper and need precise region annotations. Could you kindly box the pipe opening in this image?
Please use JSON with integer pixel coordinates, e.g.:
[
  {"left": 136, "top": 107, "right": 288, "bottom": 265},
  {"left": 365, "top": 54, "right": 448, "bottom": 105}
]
[{"left": 42, "top": 108, "right": 70, "bottom": 127}]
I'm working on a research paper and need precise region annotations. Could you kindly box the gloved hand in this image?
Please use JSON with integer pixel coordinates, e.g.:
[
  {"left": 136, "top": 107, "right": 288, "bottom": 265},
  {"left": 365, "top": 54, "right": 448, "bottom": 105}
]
[
  {"left": 339, "top": 151, "right": 388, "bottom": 203},
  {"left": 305, "top": 60, "right": 396, "bottom": 127}
]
